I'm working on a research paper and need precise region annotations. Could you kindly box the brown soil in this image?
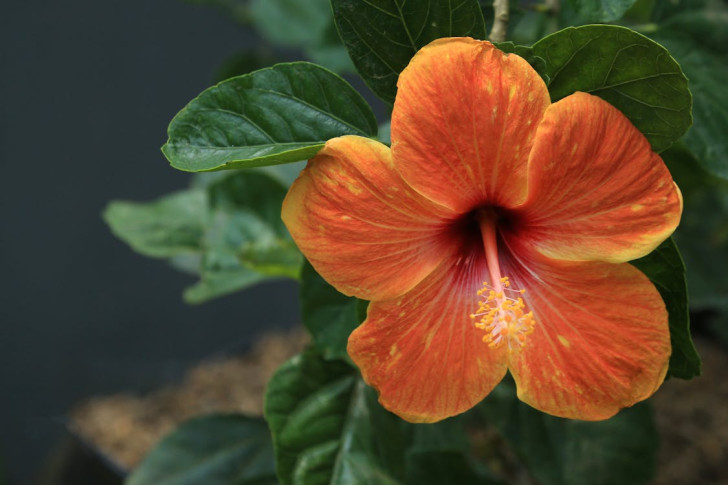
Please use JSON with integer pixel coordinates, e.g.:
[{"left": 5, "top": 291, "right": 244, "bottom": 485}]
[
  {"left": 68, "top": 328, "right": 308, "bottom": 471},
  {"left": 69, "top": 331, "right": 727, "bottom": 483}
]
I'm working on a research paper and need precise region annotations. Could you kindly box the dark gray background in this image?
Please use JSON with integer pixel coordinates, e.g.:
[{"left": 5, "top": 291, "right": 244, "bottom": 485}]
[{"left": 0, "top": 2, "right": 300, "bottom": 483}]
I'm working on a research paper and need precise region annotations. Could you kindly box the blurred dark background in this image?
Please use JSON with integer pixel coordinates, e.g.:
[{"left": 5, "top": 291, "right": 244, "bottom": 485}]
[{"left": 0, "top": 2, "right": 300, "bottom": 483}]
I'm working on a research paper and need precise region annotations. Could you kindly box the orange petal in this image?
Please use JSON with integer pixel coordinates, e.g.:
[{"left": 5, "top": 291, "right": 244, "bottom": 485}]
[
  {"left": 391, "top": 37, "right": 551, "bottom": 213},
  {"left": 282, "top": 135, "right": 455, "bottom": 301},
  {"left": 502, "top": 245, "right": 671, "bottom": 420},
  {"left": 348, "top": 251, "right": 508, "bottom": 423},
  {"left": 520, "top": 92, "right": 682, "bottom": 263}
]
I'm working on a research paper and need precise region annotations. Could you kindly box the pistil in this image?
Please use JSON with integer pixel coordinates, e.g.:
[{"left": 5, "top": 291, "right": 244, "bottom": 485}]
[{"left": 471, "top": 211, "right": 535, "bottom": 350}]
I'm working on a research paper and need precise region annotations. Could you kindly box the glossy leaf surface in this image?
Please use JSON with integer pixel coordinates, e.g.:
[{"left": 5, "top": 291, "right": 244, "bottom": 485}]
[
  {"left": 532, "top": 25, "right": 691, "bottom": 153},
  {"left": 331, "top": 0, "right": 487, "bottom": 104},
  {"left": 163, "top": 63, "right": 377, "bottom": 172}
]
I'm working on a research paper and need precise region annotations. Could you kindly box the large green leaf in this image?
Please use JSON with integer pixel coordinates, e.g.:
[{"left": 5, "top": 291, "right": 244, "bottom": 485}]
[
  {"left": 649, "top": 34, "right": 728, "bottom": 179},
  {"left": 264, "top": 349, "right": 361, "bottom": 485},
  {"left": 264, "top": 349, "right": 496, "bottom": 485},
  {"left": 300, "top": 261, "right": 362, "bottom": 361},
  {"left": 105, "top": 170, "right": 301, "bottom": 304},
  {"left": 126, "top": 414, "right": 277, "bottom": 485},
  {"left": 569, "top": 0, "right": 637, "bottom": 22},
  {"left": 331, "top": 0, "right": 487, "bottom": 104},
  {"left": 163, "top": 63, "right": 377, "bottom": 172},
  {"left": 532, "top": 25, "right": 692, "bottom": 153},
  {"left": 478, "top": 380, "right": 659, "bottom": 485},
  {"left": 631, "top": 238, "right": 701, "bottom": 379}
]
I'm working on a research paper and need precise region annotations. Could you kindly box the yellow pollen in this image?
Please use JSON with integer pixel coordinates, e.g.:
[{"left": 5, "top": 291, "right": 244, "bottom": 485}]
[{"left": 471, "top": 279, "right": 536, "bottom": 350}]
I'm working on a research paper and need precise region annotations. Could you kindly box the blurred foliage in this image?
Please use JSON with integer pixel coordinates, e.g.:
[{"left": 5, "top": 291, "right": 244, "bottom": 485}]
[
  {"left": 665, "top": 146, "right": 728, "bottom": 333},
  {"left": 183, "top": 0, "right": 354, "bottom": 74},
  {"left": 126, "top": 414, "right": 277, "bottom": 485},
  {"left": 105, "top": 170, "right": 301, "bottom": 304}
]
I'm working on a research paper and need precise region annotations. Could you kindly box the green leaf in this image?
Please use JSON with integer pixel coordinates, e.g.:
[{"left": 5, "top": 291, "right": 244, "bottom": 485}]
[
  {"left": 163, "top": 63, "right": 378, "bottom": 172},
  {"left": 105, "top": 170, "right": 301, "bottom": 304},
  {"left": 532, "top": 25, "right": 692, "bottom": 153},
  {"left": 264, "top": 349, "right": 360, "bottom": 485},
  {"left": 331, "top": 0, "right": 487, "bottom": 104},
  {"left": 265, "top": 349, "right": 492, "bottom": 485},
  {"left": 126, "top": 414, "right": 277, "bottom": 485},
  {"left": 478, "top": 380, "right": 659, "bottom": 485},
  {"left": 649, "top": 34, "right": 728, "bottom": 179},
  {"left": 631, "top": 238, "right": 701, "bottom": 379},
  {"left": 185, "top": 171, "right": 303, "bottom": 303},
  {"left": 568, "top": 0, "right": 637, "bottom": 22},
  {"left": 183, "top": 263, "right": 266, "bottom": 304},
  {"left": 300, "top": 261, "right": 362, "bottom": 361},
  {"left": 104, "top": 190, "right": 207, "bottom": 259}
]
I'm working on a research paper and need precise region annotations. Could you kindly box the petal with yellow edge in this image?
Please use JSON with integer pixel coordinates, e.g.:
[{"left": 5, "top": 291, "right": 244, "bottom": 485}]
[
  {"left": 391, "top": 37, "right": 551, "bottom": 213},
  {"left": 282, "top": 135, "right": 455, "bottom": 301},
  {"left": 521, "top": 92, "right": 683, "bottom": 264},
  {"left": 348, "top": 250, "right": 508, "bottom": 423},
  {"left": 502, "top": 245, "right": 671, "bottom": 421}
]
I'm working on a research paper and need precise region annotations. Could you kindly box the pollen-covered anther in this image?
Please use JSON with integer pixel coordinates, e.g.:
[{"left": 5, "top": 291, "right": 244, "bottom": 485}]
[{"left": 470, "top": 277, "right": 535, "bottom": 350}]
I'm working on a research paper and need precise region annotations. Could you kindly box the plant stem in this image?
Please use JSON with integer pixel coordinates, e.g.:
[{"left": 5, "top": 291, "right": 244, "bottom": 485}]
[{"left": 489, "top": 0, "right": 509, "bottom": 43}]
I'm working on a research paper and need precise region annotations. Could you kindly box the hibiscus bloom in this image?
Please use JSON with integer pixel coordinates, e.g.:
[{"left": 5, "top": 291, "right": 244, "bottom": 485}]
[{"left": 282, "top": 38, "right": 682, "bottom": 423}]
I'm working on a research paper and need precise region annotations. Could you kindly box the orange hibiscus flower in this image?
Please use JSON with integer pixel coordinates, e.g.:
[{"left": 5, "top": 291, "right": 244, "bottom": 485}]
[{"left": 282, "top": 38, "right": 682, "bottom": 423}]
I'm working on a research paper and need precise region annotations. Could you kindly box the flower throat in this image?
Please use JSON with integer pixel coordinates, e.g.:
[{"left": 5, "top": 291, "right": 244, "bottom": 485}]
[{"left": 469, "top": 211, "right": 535, "bottom": 349}]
